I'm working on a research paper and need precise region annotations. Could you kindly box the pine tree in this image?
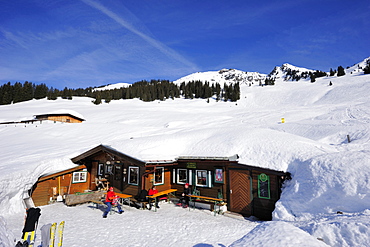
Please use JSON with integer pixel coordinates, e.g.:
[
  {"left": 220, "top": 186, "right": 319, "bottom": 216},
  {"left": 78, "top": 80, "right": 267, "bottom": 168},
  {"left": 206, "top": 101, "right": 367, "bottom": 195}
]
[
  {"left": 47, "top": 87, "right": 58, "bottom": 100},
  {"left": 337, "top": 66, "right": 345, "bottom": 77},
  {"left": 13, "top": 82, "right": 23, "bottom": 103},
  {"left": 34, "top": 83, "right": 48, "bottom": 99},
  {"left": 310, "top": 73, "right": 316, "bottom": 83},
  {"left": 364, "top": 61, "right": 370, "bottom": 74},
  {"left": 92, "top": 91, "right": 102, "bottom": 105}
]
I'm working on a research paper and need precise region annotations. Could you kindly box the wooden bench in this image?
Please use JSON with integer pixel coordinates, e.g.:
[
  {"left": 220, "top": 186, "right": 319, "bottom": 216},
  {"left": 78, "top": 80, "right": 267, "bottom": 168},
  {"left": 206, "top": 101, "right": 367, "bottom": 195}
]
[
  {"left": 129, "top": 198, "right": 149, "bottom": 210},
  {"left": 147, "top": 189, "right": 177, "bottom": 212},
  {"left": 188, "top": 195, "right": 227, "bottom": 216}
]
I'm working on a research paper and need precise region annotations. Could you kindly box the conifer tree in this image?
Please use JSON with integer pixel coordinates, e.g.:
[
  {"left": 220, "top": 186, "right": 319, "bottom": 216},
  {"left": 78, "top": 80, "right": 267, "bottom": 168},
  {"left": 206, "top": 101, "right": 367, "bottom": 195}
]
[
  {"left": 337, "top": 66, "right": 345, "bottom": 77},
  {"left": 364, "top": 61, "right": 370, "bottom": 74},
  {"left": 92, "top": 91, "right": 102, "bottom": 105}
]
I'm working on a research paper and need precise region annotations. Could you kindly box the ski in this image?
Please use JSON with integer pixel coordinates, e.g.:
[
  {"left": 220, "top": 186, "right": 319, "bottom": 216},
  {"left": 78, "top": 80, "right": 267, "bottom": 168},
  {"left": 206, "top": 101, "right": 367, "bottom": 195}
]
[
  {"left": 49, "top": 223, "right": 57, "bottom": 247},
  {"left": 57, "top": 221, "right": 65, "bottom": 247},
  {"left": 22, "top": 230, "right": 36, "bottom": 246}
]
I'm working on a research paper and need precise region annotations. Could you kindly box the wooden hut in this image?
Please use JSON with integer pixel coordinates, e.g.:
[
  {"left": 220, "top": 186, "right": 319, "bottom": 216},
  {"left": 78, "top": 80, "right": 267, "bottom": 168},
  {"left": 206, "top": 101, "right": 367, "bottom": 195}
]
[
  {"left": 34, "top": 113, "right": 85, "bottom": 123},
  {"left": 31, "top": 165, "right": 89, "bottom": 206},
  {"left": 31, "top": 144, "right": 289, "bottom": 220},
  {"left": 70, "top": 145, "right": 174, "bottom": 196}
]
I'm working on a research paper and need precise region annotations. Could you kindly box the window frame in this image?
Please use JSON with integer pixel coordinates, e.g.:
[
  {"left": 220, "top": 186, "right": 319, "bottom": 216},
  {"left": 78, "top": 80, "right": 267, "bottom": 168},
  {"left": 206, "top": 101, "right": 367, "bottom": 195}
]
[
  {"left": 154, "top": 167, "right": 164, "bottom": 185},
  {"left": 195, "top": 170, "right": 208, "bottom": 187},
  {"left": 177, "top": 168, "right": 188, "bottom": 184},
  {"left": 72, "top": 171, "right": 87, "bottom": 183},
  {"left": 97, "top": 163, "right": 104, "bottom": 176},
  {"left": 128, "top": 166, "right": 139, "bottom": 185}
]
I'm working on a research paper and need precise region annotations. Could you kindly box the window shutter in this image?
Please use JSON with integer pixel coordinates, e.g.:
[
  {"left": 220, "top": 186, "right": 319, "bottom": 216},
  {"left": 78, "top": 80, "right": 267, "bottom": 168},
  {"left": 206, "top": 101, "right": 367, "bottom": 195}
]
[
  {"left": 208, "top": 171, "right": 212, "bottom": 188},
  {"left": 172, "top": 169, "right": 176, "bottom": 184},
  {"left": 188, "top": 170, "right": 192, "bottom": 185}
]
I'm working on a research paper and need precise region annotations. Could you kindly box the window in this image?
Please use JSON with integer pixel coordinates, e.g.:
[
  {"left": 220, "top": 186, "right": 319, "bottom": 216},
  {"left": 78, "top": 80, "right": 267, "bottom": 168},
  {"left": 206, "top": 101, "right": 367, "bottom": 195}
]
[
  {"left": 128, "top": 166, "right": 139, "bottom": 185},
  {"left": 196, "top": 170, "right": 208, "bottom": 187},
  {"left": 154, "top": 167, "right": 164, "bottom": 185},
  {"left": 72, "top": 171, "right": 87, "bottom": 183},
  {"left": 177, "top": 169, "right": 187, "bottom": 184},
  {"left": 258, "top": 173, "right": 270, "bottom": 199},
  {"left": 105, "top": 164, "right": 113, "bottom": 175},
  {"left": 98, "top": 163, "right": 104, "bottom": 176}
]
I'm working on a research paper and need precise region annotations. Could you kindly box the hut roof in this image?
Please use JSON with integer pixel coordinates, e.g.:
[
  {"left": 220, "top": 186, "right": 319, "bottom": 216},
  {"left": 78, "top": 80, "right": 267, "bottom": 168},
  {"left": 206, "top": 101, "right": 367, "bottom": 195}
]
[
  {"left": 71, "top": 144, "right": 146, "bottom": 166},
  {"left": 38, "top": 165, "right": 87, "bottom": 182}
]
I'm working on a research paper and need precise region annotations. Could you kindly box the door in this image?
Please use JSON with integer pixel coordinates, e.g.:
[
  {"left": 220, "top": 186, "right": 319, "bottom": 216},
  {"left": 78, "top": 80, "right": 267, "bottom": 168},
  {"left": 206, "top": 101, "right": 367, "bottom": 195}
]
[
  {"left": 229, "top": 169, "right": 252, "bottom": 216},
  {"left": 111, "top": 163, "right": 123, "bottom": 190}
]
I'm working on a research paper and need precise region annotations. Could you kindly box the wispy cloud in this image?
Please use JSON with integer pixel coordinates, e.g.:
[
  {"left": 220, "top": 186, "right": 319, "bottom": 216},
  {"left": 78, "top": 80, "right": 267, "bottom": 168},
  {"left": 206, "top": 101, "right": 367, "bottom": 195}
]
[{"left": 80, "top": 0, "right": 198, "bottom": 71}]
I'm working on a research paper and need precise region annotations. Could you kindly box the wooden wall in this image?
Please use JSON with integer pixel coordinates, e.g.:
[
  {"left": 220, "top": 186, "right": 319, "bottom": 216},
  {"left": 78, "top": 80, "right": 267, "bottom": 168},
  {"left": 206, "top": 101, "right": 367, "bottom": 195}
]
[
  {"left": 174, "top": 160, "right": 229, "bottom": 199},
  {"left": 32, "top": 172, "right": 90, "bottom": 206},
  {"left": 47, "top": 115, "right": 83, "bottom": 123},
  {"left": 144, "top": 168, "right": 172, "bottom": 192}
]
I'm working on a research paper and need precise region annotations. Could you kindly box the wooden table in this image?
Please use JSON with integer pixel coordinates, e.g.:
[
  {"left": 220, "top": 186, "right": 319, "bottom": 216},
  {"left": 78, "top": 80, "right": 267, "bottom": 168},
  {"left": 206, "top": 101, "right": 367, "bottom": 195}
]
[
  {"left": 188, "top": 195, "right": 225, "bottom": 216},
  {"left": 115, "top": 193, "right": 133, "bottom": 207},
  {"left": 147, "top": 189, "right": 177, "bottom": 212}
]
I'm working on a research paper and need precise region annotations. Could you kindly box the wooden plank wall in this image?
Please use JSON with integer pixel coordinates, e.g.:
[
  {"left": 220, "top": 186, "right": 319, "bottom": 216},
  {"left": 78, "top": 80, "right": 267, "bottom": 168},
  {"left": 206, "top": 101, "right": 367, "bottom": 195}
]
[
  {"left": 32, "top": 173, "right": 90, "bottom": 206},
  {"left": 47, "top": 116, "right": 82, "bottom": 123}
]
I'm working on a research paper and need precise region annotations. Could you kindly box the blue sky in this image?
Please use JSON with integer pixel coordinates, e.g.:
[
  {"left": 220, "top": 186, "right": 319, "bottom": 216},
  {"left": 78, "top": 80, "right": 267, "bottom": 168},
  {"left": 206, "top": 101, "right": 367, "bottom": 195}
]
[{"left": 0, "top": 0, "right": 369, "bottom": 89}]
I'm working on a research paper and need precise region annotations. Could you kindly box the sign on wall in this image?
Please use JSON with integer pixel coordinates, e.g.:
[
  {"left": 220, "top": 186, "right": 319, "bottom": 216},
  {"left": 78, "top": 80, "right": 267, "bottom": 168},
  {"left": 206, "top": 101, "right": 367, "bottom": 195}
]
[{"left": 258, "top": 173, "right": 270, "bottom": 199}]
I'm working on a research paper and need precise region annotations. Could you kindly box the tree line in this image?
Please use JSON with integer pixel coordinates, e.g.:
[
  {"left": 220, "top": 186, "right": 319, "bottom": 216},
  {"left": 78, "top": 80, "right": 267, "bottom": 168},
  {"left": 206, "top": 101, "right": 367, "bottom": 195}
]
[{"left": 0, "top": 79, "right": 241, "bottom": 105}]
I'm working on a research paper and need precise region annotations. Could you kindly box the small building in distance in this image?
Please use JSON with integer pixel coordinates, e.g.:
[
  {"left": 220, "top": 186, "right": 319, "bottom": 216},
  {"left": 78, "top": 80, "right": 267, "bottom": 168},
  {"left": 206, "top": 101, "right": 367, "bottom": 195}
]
[
  {"left": 34, "top": 112, "right": 85, "bottom": 123},
  {"left": 0, "top": 110, "right": 85, "bottom": 125}
]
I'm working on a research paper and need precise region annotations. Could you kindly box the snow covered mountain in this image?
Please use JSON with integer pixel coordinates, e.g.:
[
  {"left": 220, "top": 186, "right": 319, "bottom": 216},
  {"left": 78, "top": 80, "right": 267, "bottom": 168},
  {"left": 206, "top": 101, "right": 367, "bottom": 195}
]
[
  {"left": 268, "top": 63, "right": 319, "bottom": 81},
  {"left": 173, "top": 68, "right": 267, "bottom": 86},
  {"left": 173, "top": 57, "right": 370, "bottom": 85}
]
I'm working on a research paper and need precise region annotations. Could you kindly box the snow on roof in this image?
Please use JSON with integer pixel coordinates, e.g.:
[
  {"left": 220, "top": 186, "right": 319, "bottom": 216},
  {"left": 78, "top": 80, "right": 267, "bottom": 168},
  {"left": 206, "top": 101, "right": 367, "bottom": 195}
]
[{"left": 35, "top": 109, "right": 85, "bottom": 120}]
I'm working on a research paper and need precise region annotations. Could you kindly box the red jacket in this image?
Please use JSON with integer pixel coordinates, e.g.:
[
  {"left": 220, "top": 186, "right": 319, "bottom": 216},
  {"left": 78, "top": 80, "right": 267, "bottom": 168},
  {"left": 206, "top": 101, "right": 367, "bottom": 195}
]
[
  {"left": 105, "top": 191, "right": 117, "bottom": 203},
  {"left": 148, "top": 188, "right": 158, "bottom": 196}
]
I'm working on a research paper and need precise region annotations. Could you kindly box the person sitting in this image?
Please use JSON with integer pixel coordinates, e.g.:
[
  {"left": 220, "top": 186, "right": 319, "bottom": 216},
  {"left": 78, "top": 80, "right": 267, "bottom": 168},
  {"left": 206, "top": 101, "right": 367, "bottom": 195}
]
[
  {"left": 177, "top": 183, "right": 190, "bottom": 208},
  {"left": 134, "top": 189, "right": 148, "bottom": 209},
  {"left": 147, "top": 185, "right": 159, "bottom": 210},
  {"left": 103, "top": 187, "right": 123, "bottom": 218}
]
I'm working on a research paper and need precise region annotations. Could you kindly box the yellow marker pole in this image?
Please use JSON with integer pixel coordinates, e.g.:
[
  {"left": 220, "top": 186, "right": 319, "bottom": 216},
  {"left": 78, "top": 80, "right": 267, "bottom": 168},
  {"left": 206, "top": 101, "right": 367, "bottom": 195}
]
[{"left": 281, "top": 118, "right": 285, "bottom": 123}]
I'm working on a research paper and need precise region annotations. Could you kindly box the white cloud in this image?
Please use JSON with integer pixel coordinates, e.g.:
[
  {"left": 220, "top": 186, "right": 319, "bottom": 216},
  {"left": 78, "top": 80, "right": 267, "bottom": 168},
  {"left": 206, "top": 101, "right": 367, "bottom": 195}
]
[{"left": 80, "top": 0, "right": 198, "bottom": 71}]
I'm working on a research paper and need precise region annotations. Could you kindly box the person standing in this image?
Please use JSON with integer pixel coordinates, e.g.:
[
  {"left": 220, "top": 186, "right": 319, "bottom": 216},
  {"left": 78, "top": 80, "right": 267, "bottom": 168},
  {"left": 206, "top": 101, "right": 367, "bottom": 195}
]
[{"left": 103, "top": 187, "right": 123, "bottom": 218}]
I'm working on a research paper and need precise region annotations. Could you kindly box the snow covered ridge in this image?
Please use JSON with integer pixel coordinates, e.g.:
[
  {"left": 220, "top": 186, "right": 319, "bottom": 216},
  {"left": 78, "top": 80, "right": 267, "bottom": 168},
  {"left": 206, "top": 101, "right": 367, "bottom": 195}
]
[
  {"left": 93, "top": 82, "right": 131, "bottom": 91},
  {"left": 88, "top": 57, "right": 369, "bottom": 90},
  {"left": 173, "top": 68, "right": 267, "bottom": 86},
  {"left": 173, "top": 56, "right": 370, "bottom": 85}
]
